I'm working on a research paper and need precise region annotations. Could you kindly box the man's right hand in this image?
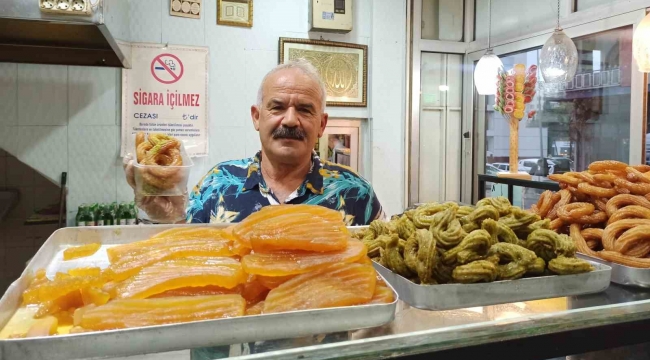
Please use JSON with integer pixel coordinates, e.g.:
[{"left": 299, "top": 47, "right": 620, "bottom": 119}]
[{"left": 123, "top": 153, "right": 188, "bottom": 224}]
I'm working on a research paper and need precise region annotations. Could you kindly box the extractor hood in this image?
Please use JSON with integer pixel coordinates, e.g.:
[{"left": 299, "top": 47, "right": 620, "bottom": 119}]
[{"left": 0, "top": 0, "right": 130, "bottom": 68}]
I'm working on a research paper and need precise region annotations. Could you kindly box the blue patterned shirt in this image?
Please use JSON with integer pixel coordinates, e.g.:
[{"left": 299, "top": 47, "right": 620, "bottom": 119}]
[{"left": 186, "top": 151, "right": 384, "bottom": 225}]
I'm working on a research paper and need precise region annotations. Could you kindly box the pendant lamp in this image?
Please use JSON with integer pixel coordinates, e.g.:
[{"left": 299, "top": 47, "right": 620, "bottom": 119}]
[
  {"left": 474, "top": 0, "right": 503, "bottom": 95},
  {"left": 633, "top": 12, "right": 650, "bottom": 72},
  {"left": 539, "top": 0, "right": 578, "bottom": 83}
]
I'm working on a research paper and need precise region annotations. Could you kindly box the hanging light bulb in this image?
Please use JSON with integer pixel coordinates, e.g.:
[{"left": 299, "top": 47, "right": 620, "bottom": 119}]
[
  {"left": 633, "top": 12, "right": 650, "bottom": 72},
  {"left": 475, "top": 50, "right": 502, "bottom": 94},
  {"left": 539, "top": 0, "right": 578, "bottom": 83},
  {"left": 474, "top": 0, "right": 503, "bottom": 95}
]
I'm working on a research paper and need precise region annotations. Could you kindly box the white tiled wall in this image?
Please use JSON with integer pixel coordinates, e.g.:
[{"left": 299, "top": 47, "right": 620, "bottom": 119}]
[{"left": 0, "top": 0, "right": 408, "bottom": 222}]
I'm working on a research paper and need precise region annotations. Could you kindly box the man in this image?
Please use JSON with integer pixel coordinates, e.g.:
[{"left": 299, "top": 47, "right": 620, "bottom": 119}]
[{"left": 125, "top": 59, "right": 383, "bottom": 225}]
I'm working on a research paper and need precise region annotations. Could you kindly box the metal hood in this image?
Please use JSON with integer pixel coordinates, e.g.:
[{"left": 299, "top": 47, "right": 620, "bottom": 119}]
[{"left": 0, "top": 0, "right": 131, "bottom": 68}]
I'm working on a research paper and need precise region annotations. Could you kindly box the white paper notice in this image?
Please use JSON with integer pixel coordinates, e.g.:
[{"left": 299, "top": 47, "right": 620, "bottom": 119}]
[{"left": 121, "top": 43, "right": 209, "bottom": 157}]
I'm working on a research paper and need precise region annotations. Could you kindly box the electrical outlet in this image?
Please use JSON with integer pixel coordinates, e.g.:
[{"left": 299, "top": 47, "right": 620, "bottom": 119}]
[{"left": 40, "top": 0, "right": 91, "bottom": 15}]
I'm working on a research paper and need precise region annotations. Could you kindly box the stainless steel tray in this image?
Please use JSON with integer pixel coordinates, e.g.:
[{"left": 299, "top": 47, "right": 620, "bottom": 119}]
[
  {"left": 373, "top": 260, "right": 611, "bottom": 311},
  {"left": 577, "top": 253, "right": 650, "bottom": 288},
  {"left": 0, "top": 225, "right": 398, "bottom": 360}
]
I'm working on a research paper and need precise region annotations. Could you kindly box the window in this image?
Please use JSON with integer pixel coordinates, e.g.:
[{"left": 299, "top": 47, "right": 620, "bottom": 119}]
[
  {"left": 421, "top": 0, "right": 463, "bottom": 41},
  {"left": 479, "top": 26, "right": 633, "bottom": 207}
]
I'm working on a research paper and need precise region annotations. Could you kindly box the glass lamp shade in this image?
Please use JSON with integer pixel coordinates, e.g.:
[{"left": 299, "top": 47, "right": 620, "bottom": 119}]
[
  {"left": 539, "top": 29, "right": 578, "bottom": 83},
  {"left": 474, "top": 50, "right": 503, "bottom": 95},
  {"left": 633, "top": 13, "right": 650, "bottom": 72}
]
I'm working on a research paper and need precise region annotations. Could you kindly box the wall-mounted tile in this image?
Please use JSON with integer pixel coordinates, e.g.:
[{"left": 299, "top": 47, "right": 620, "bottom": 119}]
[
  {"left": 129, "top": 0, "right": 163, "bottom": 43},
  {"left": 6, "top": 156, "right": 34, "bottom": 187},
  {"left": 244, "top": 49, "right": 277, "bottom": 107},
  {"left": 67, "top": 126, "right": 118, "bottom": 214},
  {"left": 0, "top": 126, "right": 68, "bottom": 184},
  {"left": 0, "top": 63, "right": 17, "bottom": 126},
  {"left": 0, "top": 156, "right": 6, "bottom": 187},
  {"left": 28, "top": 224, "right": 57, "bottom": 249},
  {"left": 33, "top": 180, "right": 61, "bottom": 211},
  {"left": 8, "top": 186, "right": 34, "bottom": 220},
  {"left": 17, "top": 64, "right": 68, "bottom": 126},
  {"left": 162, "top": 4, "right": 205, "bottom": 46},
  {"left": 116, "top": 164, "right": 135, "bottom": 203},
  {"left": 207, "top": 127, "right": 246, "bottom": 167},
  {"left": 245, "top": 0, "right": 307, "bottom": 51},
  {"left": 243, "top": 126, "right": 260, "bottom": 158},
  {"left": 187, "top": 157, "right": 207, "bottom": 193},
  {"left": 5, "top": 246, "right": 36, "bottom": 278},
  {"left": 4, "top": 220, "right": 30, "bottom": 248},
  {"left": 69, "top": 67, "right": 118, "bottom": 126},
  {"left": 371, "top": 128, "right": 404, "bottom": 217},
  {"left": 209, "top": 47, "right": 248, "bottom": 128}
]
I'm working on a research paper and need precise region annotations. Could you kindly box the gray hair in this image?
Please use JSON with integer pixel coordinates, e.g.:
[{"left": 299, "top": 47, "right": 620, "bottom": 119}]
[{"left": 256, "top": 59, "right": 327, "bottom": 112}]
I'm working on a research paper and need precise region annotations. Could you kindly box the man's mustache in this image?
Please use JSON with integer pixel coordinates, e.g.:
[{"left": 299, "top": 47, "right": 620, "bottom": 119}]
[{"left": 272, "top": 126, "right": 306, "bottom": 141}]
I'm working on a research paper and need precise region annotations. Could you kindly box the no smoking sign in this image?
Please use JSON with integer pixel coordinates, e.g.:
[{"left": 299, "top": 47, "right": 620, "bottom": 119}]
[{"left": 150, "top": 53, "right": 184, "bottom": 84}]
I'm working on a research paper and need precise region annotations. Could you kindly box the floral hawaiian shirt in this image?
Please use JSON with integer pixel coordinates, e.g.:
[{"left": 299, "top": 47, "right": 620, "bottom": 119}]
[{"left": 186, "top": 151, "right": 384, "bottom": 225}]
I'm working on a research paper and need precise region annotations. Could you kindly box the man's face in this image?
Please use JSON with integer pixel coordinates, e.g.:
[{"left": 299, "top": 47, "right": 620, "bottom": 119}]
[{"left": 251, "top": 68, "right": 328, "bottom": 164}]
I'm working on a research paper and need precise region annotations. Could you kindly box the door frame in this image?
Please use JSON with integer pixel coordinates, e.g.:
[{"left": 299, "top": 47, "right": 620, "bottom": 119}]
[{"left": 408, "top": 0, "right": 474, "bottom": 206}]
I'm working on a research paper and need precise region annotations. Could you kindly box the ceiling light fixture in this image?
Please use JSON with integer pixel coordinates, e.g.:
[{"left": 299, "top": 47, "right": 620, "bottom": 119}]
[
  {"left": 539, "top": 0, "right": 578, "bottom": 83},
  {"left": 474, "top": 0, "right": 503, "bottom": 95}
]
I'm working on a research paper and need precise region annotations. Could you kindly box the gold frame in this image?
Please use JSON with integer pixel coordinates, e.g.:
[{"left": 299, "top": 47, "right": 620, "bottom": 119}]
[
  {"left": 217, "top": 0, "right": 253, "bottom": 28},
  {"left": 279, "top": 38, "right": 368, "bottom": 107}
]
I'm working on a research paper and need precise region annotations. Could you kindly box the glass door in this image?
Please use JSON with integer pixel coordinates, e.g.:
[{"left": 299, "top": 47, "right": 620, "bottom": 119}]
[{"left": 416, "top": 53, "right": 464, "bottom": 203}]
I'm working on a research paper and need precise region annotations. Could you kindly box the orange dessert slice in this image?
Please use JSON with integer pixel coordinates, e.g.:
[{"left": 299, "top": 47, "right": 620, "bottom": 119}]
[
  {"left": 149, "top": 285, "right": 243, "bottom": 298},
  {"left": 114, "top": 257, "right": 246, "bottom": 299},
  {"left": 233, "top": 205, "right": 348, "bottom": 253},
  {"left": 242, "top": 240, "right": 367, "bottom": 276},
  {"left": 368, "top": 278, "right": 395, "bottom": 304},
  {"left": 257, "top": 274, "right": 296, "bottom": 289},
  {"left": 263, "top": 263, "right": 376, "bottom": 313},
  {"left": 107, "top": 227, "right": 233, "bottom": 262},
  {"left": 76, "top": 295, "right": 246, "bottom": 331},
  {"left": 105, "top": 239, "right": 235, "bottom": 281},
  {"left": 63, "top": 243, "right": 101, "bottom": 261}
]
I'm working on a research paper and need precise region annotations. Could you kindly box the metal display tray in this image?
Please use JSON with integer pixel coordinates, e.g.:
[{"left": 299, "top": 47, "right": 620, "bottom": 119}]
[
  {"left": 373, "top": 261, "right": 611, "bottom": 311},
  {"left": 0, "top": 224, "right": 398, "bottom": 360},
  {"left": 577, "top": 253, "right": 650, "bottom": 288}
]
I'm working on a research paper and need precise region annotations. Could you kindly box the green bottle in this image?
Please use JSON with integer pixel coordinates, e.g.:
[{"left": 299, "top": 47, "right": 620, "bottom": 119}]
[
  {"left": 102, "top": 204, "right": 115, "bottom": 226},
  {"left": 89, "top": 203, "right": 99, "bottom": 226},
  {"left": 76, "top": 204, "right": 87, "bottom": 226},
  {"left": 80, "top": 205, "right": 94, "bottom": 226},
  {"left": 129, "top": 202, "right": 138, "bottom": 225},
  {"left": 117, "top": 203, "right": 129, "bottom": 225},
  {"left": 95, "top": 205, "right": 105, "bottom": 226}
]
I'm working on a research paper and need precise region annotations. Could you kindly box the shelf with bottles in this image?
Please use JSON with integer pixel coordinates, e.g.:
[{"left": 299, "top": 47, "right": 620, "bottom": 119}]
[{"left": 75, "top": 202, "right": 138, "bottom": 227}]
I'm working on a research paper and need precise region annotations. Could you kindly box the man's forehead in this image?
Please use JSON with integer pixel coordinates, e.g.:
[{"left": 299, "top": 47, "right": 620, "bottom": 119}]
[{"left": 263, "top": 69, "right": 320, "bottom": 97}]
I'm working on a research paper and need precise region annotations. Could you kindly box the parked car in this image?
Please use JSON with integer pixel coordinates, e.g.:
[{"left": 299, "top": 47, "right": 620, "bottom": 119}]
[
  {"left": 492, "top": 163, "right": 510, "bottom": 172},
  {"left": 548, "top": 157, "right": 573, "bottom": 174},
  {"left": 519, "top": 158, "right": 555, "bottom": 175},
  {"left": 485, "top": 163, "right": 500, "bottom": 175}
]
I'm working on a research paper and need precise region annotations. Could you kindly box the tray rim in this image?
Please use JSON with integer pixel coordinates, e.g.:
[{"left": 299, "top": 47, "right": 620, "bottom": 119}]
[
  {"left": 373, "top": 260, "right": 612, "bottom": 289},
  {"left": 577, "top": 252, "right": 650, "bottom": 271},
  {"left": 373, "top": 259, "right": 611, "bottom": 311}
]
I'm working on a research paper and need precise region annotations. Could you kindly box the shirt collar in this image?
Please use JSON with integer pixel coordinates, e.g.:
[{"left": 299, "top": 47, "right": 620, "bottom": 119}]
[{"left": 243, "top": 151, "right": 324, "bottom": 196}]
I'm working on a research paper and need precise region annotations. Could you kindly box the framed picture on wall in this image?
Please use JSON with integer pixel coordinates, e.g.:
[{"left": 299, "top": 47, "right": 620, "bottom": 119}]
[
  {"left": 217, "top": 0, "right": 253, "bottom": 28},
  {"left": 279, "top": 38, "right": 368, "bottom": 107}
]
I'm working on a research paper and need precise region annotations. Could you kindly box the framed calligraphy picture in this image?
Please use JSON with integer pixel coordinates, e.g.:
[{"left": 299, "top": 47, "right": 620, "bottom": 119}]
[
  {"left": 217, "top": 0, "right": 253, "bottom": 28},
  {"left": 279, "top": 38, "right": 368, "bottom": 107}
]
